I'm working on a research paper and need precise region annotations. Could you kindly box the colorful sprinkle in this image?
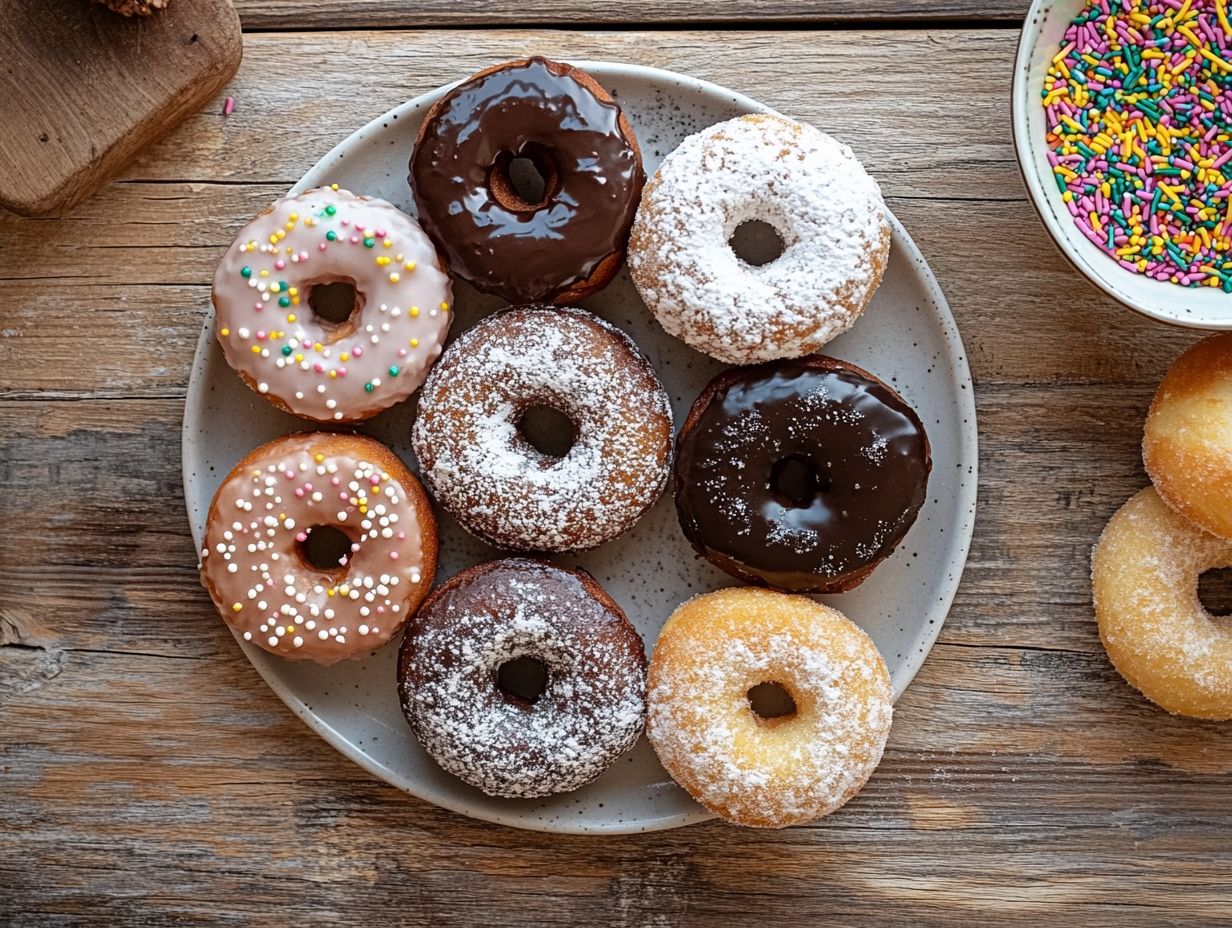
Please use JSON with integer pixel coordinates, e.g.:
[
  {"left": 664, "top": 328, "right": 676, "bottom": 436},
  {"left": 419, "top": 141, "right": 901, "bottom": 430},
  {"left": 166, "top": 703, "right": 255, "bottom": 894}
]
[{"left": 1043, "top": 0, "right": 1232, "bottom": 290}]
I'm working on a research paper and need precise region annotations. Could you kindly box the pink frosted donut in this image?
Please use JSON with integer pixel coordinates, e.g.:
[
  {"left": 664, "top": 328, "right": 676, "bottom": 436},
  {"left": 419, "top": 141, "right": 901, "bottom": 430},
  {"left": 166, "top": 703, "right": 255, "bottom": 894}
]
[{"left": 212, "top": 186, "right": 453, "bottom": 422}]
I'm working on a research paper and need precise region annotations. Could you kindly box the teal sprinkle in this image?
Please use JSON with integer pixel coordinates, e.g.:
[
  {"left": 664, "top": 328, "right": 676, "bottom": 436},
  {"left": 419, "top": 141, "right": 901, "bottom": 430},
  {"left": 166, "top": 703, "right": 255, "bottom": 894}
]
[
  {"left": 326, "top": 230, "right": 338, "bottom": 241},
  {"left": 240, "top": 266, "right": 252, "bottom": 279},
  {"left": 388, "top": 365, "right": 399, "bottom": 377},
  {"left": 279, "top": 296, "right": 291, "bottom": 308},
  {"left": 363, "top": 237, "right": 376, "bottom": 248},
  {"left": 363, "top": 382, "right": 374, "bottom": 393},
  {"left": 281, "top": 345, "right": 292, "bottom": 356}
]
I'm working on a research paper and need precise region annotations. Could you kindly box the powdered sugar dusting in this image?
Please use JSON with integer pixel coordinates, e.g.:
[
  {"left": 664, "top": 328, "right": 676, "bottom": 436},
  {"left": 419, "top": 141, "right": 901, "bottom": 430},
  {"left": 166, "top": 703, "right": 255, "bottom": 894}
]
[
  {"left": 400, "top": 559, "right": 646, "bottom": 798},
  {"left": 628, "top": 113, "right": 890, "bottom": 365},
  {"left": 647, "top": 590, "right": 893, "bottom": 827},
  {"left": 412, "top": 305, "right": 673, "bottom": 551}
]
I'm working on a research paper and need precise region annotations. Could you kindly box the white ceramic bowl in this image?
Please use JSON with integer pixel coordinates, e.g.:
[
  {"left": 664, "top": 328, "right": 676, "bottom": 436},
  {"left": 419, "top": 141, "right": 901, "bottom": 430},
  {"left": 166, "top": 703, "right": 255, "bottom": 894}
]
[{"left": 1013, "top": 0, "right": 1232, "bottom": 328}]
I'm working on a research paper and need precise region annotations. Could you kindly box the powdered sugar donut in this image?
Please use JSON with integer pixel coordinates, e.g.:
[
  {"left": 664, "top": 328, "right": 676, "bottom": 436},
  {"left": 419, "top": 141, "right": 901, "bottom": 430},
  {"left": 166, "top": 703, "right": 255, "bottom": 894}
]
[
  {"left": 398, "top": 558, "right": 647, "bottom": 798},
  {"left": 411, "top": 305, "right": 673, "bottom": 552},
  {"left": 213, "top": 186, "right": 452, "bottom": 422},
  {"left": 628, "top": 114, "right": 891, "bottom": 365},
  {"left": 1092, "top": 487, "right": 1232, "bottom": 720},
  {"left": 647, "top": 587, "right": 893, "bottom": 828},
  {"left": 199, "top": 432, "right": 438, "bottom": 665}
]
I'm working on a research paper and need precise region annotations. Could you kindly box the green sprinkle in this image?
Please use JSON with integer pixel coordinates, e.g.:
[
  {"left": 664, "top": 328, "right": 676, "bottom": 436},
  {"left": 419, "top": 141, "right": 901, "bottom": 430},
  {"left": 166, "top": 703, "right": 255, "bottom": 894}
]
[
  {"left": 326, "top": 230, "right": 338, "bottom": 242},
  {"left": 240, "top": 266, "right": 252, "bottom": 279},
  {"left": 325, "top": 204, "right": 337, "bottom": 216},
  {"left": 279, "top": 296, "right": 291, "bottom": 307},
  {"left": 363, "top": 237, "right": 376, "bottom": 248},
  {"left": 282, "top": 345, "right": 292, "bottom": 356},
  {"left": 363, "top": 382, "right": 374, "bottom": 393},
  {"left": 388, "top": 365, "right": 399, "bottom": 377}
]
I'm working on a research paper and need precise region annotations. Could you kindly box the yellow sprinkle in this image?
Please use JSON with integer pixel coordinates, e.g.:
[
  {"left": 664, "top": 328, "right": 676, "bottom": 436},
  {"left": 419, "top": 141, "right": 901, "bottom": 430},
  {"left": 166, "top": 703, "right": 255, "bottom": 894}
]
[
  {"left": 314, "top": 342, "right": 324, "bottom": 352},
  {"left": 289, "top": 212, "right": 299, "bottom": 222},
  {"left": 251, "top": 345, "right": 261, "bottom": 354},
  {"left": 330, "top": 183, "right": 339, "bottom": 191},
  {"left": 383, "top": 239, "right": 393, "bottom": 249},
  {"left": 409, "top": 338, "right": 419, "bottom": 348},
  {"left": 315, "top": 453, "right": 325, "bottom": 462},
  {"left": 268, "top": 234, "right": 279, "bottom": 244},
  {"left": 220, "top": 327, "right": 231, "bottom": 336},
  {"left": 389, "top": 273, "right": 400, "bottom": 283},
  {"left": 376, "top": 256, "right": 391, "bottom": 267},
  {"left": 404, "top": 261, "right": 417, "bottom": 272},
  {"left": 287, "top": 314, "right": 297, "bottom": 323},
  {"left": 294, "top": 353, "right": 304, "bottom": 362},
  {"left": 232, "top": 603, "right": 243, "bottom": 612},
  {"left": 259, "top": 269, "right": 270, "bottom": 278},
  {"left": 440, "top": 301, "right": 450, "bottom": 312},
  {"left": 410, "top": 306, "right": 420, "bottom": 317},
  {"left": 328, "top": 370, "right": 338, "bottom": 379},
  {"left": 340, "top": 352, "right": 350, "bottom": 362},
  {"left": 288, "top": 287, "right": 299, "bottom": 297},
  {"left": 327, "top": 588, "right": 335, "bottom": 597}
]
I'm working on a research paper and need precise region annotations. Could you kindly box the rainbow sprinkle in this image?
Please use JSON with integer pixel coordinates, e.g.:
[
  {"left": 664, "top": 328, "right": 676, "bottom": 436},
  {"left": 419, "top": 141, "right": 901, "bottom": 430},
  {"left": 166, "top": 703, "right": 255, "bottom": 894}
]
[{"left": 1042, "top": 0, "right": 1232, "bottom": 290}]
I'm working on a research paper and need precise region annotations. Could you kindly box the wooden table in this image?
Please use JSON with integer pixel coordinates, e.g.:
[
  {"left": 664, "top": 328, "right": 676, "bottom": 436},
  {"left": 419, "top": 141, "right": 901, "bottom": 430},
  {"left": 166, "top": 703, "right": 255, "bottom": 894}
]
[{"left": 3, "top": 4, "right": 1230, "bottom": 925}]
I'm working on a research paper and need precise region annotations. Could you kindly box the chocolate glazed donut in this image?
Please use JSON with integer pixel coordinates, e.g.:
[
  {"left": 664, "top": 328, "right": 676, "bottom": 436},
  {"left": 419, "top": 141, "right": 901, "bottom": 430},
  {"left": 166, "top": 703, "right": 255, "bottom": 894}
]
[
  {"left": 410, "top": 57, "right": 645, "bottom": 304},
  {"left": 674, "top": 356, "right": 931, "bottom": 593}
]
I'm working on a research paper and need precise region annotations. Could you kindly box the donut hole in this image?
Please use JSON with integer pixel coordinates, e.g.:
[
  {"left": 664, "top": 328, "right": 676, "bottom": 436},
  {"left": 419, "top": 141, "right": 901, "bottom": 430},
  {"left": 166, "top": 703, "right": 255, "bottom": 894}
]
[
  {"left": 729, "top": 219, "right": 785, "bottom": 267},
  {"left": 517, "top": 404, "right": 576, "bottom": 459},
  {"left": 496, "top": 656, "right": 549, "bottom": 706},
  {"left": 747, "top": 681, "right": 798, "bottom": 722},
  {"left": 308, "top": 279, "right": 362, "bottom": 329},
  {"left": 1198, "top": 567, "right": 1232, "bottom": 621},
  {"left": 490, "top": 145, "right": 560, "bottom": 213},
  {"left": 770, "top": 454, "right": 829, "bottom": 508},
  {"left": 298, "top": 524, "right": 355, "bottom": 574}
]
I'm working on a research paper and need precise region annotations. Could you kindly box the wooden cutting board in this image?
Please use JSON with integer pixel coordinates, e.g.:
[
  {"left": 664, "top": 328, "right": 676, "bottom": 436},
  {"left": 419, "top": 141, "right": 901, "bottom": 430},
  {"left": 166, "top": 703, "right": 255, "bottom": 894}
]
[{"left": 0, "top": 0, "right": 242, "bottom": 216}]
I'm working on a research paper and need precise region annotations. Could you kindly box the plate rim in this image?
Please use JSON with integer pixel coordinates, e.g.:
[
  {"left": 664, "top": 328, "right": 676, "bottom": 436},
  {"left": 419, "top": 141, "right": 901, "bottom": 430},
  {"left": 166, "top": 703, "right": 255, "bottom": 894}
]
[{"left": 183, "top": 59, "right": 979, "bottom": 835}]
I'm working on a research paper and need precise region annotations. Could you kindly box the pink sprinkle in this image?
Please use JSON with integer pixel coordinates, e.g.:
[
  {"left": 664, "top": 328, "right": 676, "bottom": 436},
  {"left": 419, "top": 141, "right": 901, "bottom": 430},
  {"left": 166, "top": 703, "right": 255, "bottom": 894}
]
[
  {"left": 389, "top": 551, "right": 399, "bottom": 560},
  {"left": 349, "top": 235, "right": 360, "bottom": 244},
  {"left": 275, "top": 259, "right": 286, "bottom": 270},
  {"left": 396, "top": 531, "right": 406, "bottom": 540},
  {"left": 352, "top": 347, "right": 363, "bottom": 358},
  {"left": 355, "top": 223, "right": 365, "bottom": 232},
  {"left": 253, "top": 303, "right": 263, "bottom": 311},
  {"left": 319, "top": 242, "right": 328, "bottom": 252},
  {"left": 314, "top": 362, "right": 325, "bottom": 373},
  {"left": 284, "top": 469, "right": 295, "bottom": 479},
  {"left": 302, "top": 339, "right": 313, "bottom": 348},
  {"left": 340, "top": 219, "right": 350, "bottom": 227},
  {"left": 223, "top": 96, "right": 235, "bottom": 117},
  {"left": 295, "top": 532, "right": 307, "bottom": 542},
  {"left": 256, "top": 330, "right": 267, "bottom": 340},
  {"left": 336, "top": 368, "right": 347, "bottom": 377},
  {"left": 331, "top": 477, "right": 341, "bottom": 486},
  {"left": 375, "top": 228, "right": 386, "bottom": 238},
  {"left": 369, "top": 475, "right": 380, "bottom": 486},
  {"left": 376, "top": 606, "right": 386, "bottom": 615},
  {"left": 397, "top": 348, "right": 408, "bottom": 357},
  {"left": 295, "top": 488, "right": 306, "bottom": 498},
  {"left": 304, "top": 483, "right": 313, "bottom": 491}
]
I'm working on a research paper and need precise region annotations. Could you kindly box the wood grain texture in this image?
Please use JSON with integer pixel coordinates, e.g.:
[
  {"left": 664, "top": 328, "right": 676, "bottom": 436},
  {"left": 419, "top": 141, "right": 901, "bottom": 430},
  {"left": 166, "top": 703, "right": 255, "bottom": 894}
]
[
  {"left": 1, "top": 28, "right": 1230, "bottom": 928},
  {"left": 0, "top": 0, "right": 242, "bottom": 216},
  {"left": 231, "top": 0, "right": 1028, "bottom": 28}
]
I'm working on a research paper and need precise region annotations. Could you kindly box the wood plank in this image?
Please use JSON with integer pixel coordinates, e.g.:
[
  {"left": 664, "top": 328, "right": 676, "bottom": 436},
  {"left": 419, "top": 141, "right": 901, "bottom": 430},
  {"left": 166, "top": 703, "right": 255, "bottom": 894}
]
[
  {"left": 3, "top": 26, "right": 1231, "bottom": 927},
  {"left": 230, "top": 0, "right": 1028, "bottom": 28}
]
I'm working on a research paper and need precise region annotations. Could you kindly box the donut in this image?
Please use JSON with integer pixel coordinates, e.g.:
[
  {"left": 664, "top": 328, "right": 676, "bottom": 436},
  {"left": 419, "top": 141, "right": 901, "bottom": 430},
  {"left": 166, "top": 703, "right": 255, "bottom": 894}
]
[
  {"left": 212, "top": 186, "right": 452, "bottom": 423},
  {"left": 398, "top": 558, "right": 647, "bottom": 798},
  {"left": 1092, "top": 487, "right": 1232, "bottom": 720},
  {"left": 674, "top": 355, "right": 930, "bottom": 593},
  {"left": 199, "top": 432, "right": 438, "bottom": 665},
  {"left": 628, "top": 113, "right": 891, "bottom": 365},
  {"left": 412, "top": 305, "right": 673, "bottom": 552},
  {"left": 410, "top": 57, "right": 644, "bottom": 305},
  {"left": 646, "top": 587, "right": 893, "bottom": 828},
  {"left": 1144, "top": 333, "right": 1232, "bottom": 539}
]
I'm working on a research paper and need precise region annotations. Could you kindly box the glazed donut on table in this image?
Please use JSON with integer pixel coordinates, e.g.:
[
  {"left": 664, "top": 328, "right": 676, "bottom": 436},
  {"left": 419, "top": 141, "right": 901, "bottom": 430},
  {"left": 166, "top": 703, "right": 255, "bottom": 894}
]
[
  {"left": 646, "top": 587, "right": 893, "bottom": 828},
  {"left": 199, "top": 432, "right": 438, "bottom": 665},
  {"left": 411, "top": 304, "right": 673, "bottom": 552},
  {"left": 674, "top": 355, "right": 931, "bottom": 593},
  {"left": 212, "top": 186, "right": 452, "bottom": 423},
  {"left": 628, "top": 113, "right": 891, "bottom": 365},
  {"left": 1092, "top": 487, "right": 1232, "bottom": 720},
  {"left": 398, "top": 558, "right": 647, "bottom": 798},
  {"left": 1144, "top": 332, "right": 1232, "bottom": 539},
  {"left": 410, "top": 56, "right": 645, "bottom": 304}
]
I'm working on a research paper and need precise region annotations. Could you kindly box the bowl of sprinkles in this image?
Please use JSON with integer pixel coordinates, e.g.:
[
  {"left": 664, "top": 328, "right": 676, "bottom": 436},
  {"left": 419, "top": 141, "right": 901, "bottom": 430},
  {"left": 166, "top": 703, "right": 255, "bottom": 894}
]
[{"left": 1014, "top": 0, "right": 1232, "bottom": 327}]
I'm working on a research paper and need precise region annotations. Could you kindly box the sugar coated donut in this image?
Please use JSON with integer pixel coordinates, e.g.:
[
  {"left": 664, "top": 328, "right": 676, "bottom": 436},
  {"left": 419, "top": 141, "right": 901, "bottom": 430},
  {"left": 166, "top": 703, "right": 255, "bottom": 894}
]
[
  {"left": 213, "top": 186, "right": 452, "bottom": 423},
  {"left": 1144, "top": 333, "right": 1232, "bottom": 539},
  {"left": 200, "top": 432, "right": 438, "bottom": 665},
  {"left": 628, "top": 114, "right": 891, "bottom": 365},
  {"left": 1092, "top": 487, "right": 1232, "bottom": 720},
  {"left": 647, "top": 587, "right": 893, "bottom": 828},
  {"left": 411, "top": 57, "right": 644, "bottom": 304},
  {"left": 674, "top": 356, "right": 930, "bottom": 593},
  {"left": 412, "top": 305, "right": 673, "bottom": 552},
  {"left": 398, "top": 558, "right": 647, "bottom": 798}
]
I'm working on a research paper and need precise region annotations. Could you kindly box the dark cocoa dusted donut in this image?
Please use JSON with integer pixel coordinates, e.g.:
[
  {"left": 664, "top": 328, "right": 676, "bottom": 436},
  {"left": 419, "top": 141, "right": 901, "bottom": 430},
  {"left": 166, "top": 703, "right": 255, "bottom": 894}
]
[
  {"left": 397, "top": 558, "right": 647, "bottom": 799},
  {"left": 410, "top": 57, "right": 645, "bottom": 305},
  {"left": 674, "top": 356, "right": 931, "bottom": 593}
]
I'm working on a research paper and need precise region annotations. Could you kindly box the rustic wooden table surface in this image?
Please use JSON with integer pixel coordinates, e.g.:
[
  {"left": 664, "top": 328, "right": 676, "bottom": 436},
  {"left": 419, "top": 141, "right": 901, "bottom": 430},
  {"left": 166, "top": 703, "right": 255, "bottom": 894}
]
[{"left": 3, "top": 3, "right": 1230, "bottom": 926}]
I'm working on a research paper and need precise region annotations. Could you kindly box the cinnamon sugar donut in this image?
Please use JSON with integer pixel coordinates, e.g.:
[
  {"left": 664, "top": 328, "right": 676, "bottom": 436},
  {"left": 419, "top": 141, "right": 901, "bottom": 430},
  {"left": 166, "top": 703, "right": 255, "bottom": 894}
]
[
  {"left": 1144, "top": 333, "right": 1232, "bottom": 539},
  {"left": 1092, "top": 487, "right": 1232, "bottom": 720},
  {"left": 411, "top": 305, "right": 673, "bottom": 552},
  {"left": 628, "top": 114, "right": 891, "bottom": 365},
  {"left": 647, "top": 587, "right": 893, "bottom": 828},
  {"left": 199, "top": 432, "right": 438, "bottom": 665},
  {"left": 213, "top": 186, "right": 452, "bottom": 423},
  {"left": 398, "top": 558, "right": 646, "bottom": 798}
]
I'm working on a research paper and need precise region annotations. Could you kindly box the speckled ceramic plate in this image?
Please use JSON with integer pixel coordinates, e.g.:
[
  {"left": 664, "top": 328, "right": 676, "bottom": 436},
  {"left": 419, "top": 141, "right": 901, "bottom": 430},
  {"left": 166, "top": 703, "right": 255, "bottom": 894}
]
[{"left": 183, "top": 62, "right": 977, "bottom": 834}]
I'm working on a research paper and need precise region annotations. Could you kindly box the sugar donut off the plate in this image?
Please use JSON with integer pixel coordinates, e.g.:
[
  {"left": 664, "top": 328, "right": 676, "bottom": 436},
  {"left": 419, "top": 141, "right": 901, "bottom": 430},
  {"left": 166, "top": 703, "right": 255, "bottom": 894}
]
[
  {"left": 411, "top": 57, "right": 644, "bottom": 305},
  {"left": 628, "top": 113, "right": 891, "bottom": 365},
  {"left": 646, "top": 587, "right": 893, "bottom": 828},
  {"left": 1092, "top": 487, "right": 1232, "bottom": 720},
  {"left": 674, "top": 356, "right": 931, "bottom": 593},
  {"left": 199, "top": 432, "right": 438, "bottom": 665},
  {"left": 212, "top": 186, "right": 453, "bottom": 422},
  {"left": 1041, "top": 0, "right": 1232, "bottom": 290},
  {"left": 1144, "top": 333, "right": 1232, "bottom": 538},
  {"left": 411, "top": 305, "right": 673, "bottom": 552},
  {"left": 398, "top": 559, "right": 647, "bottom": 799}
]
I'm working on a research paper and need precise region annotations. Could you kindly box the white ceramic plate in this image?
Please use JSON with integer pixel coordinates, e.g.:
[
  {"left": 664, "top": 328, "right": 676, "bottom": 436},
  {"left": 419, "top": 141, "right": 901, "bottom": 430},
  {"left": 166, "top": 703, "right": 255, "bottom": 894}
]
[
  {"left": 1013, "top": 0, "right": 1232, "bottom": 328},
  {"left": 183, "top": 62, "right": 978, "bottom": 834}
]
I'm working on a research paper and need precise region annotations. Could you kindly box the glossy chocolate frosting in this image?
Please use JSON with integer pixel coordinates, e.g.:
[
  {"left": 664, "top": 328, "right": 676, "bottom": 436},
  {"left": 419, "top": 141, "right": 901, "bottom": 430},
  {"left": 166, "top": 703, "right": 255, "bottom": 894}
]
[
  {"left": 674, "top": 356, "right": 931, "bottom": 593},
  {"left": 410, "top": 57, "right": 644, "bottom": 304}
]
